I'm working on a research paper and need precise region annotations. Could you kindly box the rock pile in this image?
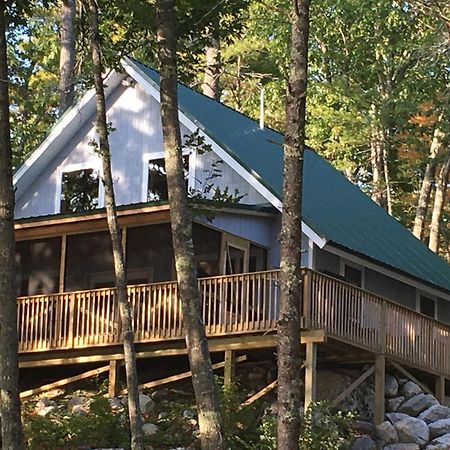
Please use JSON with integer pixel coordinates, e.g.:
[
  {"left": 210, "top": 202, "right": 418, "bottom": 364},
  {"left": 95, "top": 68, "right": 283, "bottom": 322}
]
[{"left": 352, "top": 374, "right": 450, "bottom": 449}]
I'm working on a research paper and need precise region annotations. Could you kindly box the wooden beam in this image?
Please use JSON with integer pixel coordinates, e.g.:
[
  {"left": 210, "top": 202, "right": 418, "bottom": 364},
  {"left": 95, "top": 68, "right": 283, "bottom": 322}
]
[
  {"left": 388, "top": 360, "right": 433, "bottom": 395},
  {"left": 20, "top": 365, "right": 109, "bottom": 399},
  {"left": 435, "top": 375, "right": 446, "bottom": 404},
  {"left": 332, "top": 365, "right": 375, "bottom": 407},
  {"left": 136, "top": 355, "right": 247, "bottom": 392},
  {"left": 58, "top": 234, "right": 67, "bottom": 292},
  {"left": 301, "top": 329, "right": 326, "bottom": 344},
  {"left": 375, "top": 355, "right": 385, "bottom": 425},
  {"left": 224, "top": 350, "right": 236, "bottom": 387},
  {"left": 304, "top": 342, "right": 317, "bottom": 411},
  {"left": 108, "top": 360, "right": 121, "bottom": 398},
  {"left": 241, "top": 380, "right": 277, "bottom": 409}
]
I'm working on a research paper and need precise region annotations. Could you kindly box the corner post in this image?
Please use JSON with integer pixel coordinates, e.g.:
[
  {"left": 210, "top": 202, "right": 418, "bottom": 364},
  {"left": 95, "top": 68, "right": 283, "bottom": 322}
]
[
  {"left": 304, "top": 341, "right": 317, "bottom": 411},
  {"left": 224, "top": 350, "right": 236, "bottom": 387},
  {"left": 108, "top": 360, "right": 121, "bottom": 397},
  {"left": 435, "top": 375, "right": 446, "bottom": 404},
  {"left": 375, "top": 354, "right": 385, "bottom": 425}
]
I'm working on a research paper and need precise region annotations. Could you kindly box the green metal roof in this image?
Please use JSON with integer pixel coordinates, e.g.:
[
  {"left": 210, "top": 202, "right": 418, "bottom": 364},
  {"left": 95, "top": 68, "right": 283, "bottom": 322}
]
[{"left": 136, "top": 60, "right": 450, "bottom": 293}]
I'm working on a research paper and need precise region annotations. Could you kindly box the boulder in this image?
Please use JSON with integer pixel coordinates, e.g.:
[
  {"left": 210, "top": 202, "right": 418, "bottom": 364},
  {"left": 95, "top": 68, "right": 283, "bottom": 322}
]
[
  {"left": 351, "top": 435, "right": 377, "bottom": 450},
  {"left": 182, "top": 409, "right": 195, "bottom": 419},
  {"left": 67, "top": 396, "right": 90, "bottom": 414},
  {"left": 425, "top": 432, "right": 450, "bottom": 449},
  {"left": 387, "top": 413, "right": 411, "bottom": 424},
  {"left": 377, "top": 421, "right": 398, "bottom": 447},
  {"left": 418, "top": 405, "right": 450, "bottom": 424},
  {"left": 71, "top": 404, "right": 89, "bottom": 416},
  {"left": 387, "top": 397, "right": 406, "bottom": 413},
  {"left": 401, "top": 382, "right": 422, "bottom": 400},
  {"left": 35, "top": 398, "right": 56, "bottom": 416},
  {"left": 142, "top": 423, "right": 158, "bottom": 436},
  {"left": 108, "top": 396, "right": 122, "bottom": 410},
  {"left": 394, "top": 416, "right": 429, "bottom": 446},
  {"left": 351, "top": 420, "right": 378, "bottom": 439},
  {"left": 386, "top": 375, "right": 399, "bottom": 398},
  {"left": 397, "top": 394, "right": 439, "bottom": 417},
  {"left": 428, "top": 418, "right": 450, "bottom": 440},
  {"left": 139, "top": 394, "right": 155, "bottom": 415},
  {"left": 383, "top": 445, "right": 420, "bottom": 450}
]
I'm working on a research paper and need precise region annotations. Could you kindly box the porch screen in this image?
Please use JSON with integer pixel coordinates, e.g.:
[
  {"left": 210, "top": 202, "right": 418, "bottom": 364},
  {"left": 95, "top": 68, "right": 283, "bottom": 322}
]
[
  {"left": 65, "top": 231, "right": 114, "bottom": 291},
  {"left": 16, "top": 237, "right": 61, "bottom": 296},
  {"left": 126, "top": 223, "right": 175, "bottom": 283},
  {"left": 192, "top": 223, "right": 221, "bottom": 277}
]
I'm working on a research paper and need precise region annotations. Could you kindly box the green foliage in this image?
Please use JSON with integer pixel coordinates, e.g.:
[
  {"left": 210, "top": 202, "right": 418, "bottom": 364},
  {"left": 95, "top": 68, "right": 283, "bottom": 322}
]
[{"left": 23, "top": 397, "right": 130, "bottom": 450}]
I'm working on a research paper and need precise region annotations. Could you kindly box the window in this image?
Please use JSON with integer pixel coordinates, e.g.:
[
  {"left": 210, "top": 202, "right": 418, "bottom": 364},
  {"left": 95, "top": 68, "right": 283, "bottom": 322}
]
[
  {"left": 344, "top": 264, "right": 362, "bottom": 287},
  {"left": 60, "top": 168, "right": 99, "bottom": 213},
  {"left": 420, "top": 295, "right": 436, "bottom": 318},
  {"left": 147, "top": 156, "right": 189, "bottom": 202}
]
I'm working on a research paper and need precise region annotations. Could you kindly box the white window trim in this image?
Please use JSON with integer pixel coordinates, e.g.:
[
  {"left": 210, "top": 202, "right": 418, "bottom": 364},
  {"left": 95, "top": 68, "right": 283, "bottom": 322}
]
[
  {"left": 55, "top": 160, "right": 104, "bottom": 213},
  {"left": 416, "top": 290, "right": 437, "bottom": 319},
  {"left": 141, "top": 150, "right": 194, "bottom": 203}
]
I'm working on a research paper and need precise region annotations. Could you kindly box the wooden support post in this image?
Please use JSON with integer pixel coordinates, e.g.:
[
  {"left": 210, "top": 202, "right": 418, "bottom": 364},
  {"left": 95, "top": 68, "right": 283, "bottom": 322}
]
[
  {"left": 304, "top": 342, "right": 317, "bottom": 411},
  {"left": 435, "top": 375, "right": 446, "bottom": 404},
  {"left": 375, "top": 354, "right": 385, "bottom": 425},
  {"left": 58, "top": 234, "right": 67, "bottom": 292},
  {"left": 224, "top": 350, "right": 236, "bottom": 387},
  {"left": 108, "top": 360, "right": 121, "bottom": 398}
]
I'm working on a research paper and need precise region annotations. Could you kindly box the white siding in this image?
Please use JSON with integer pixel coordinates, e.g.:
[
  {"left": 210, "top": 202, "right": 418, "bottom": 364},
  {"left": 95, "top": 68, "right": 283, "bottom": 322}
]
[{"left": 16, "top": 82, "right": 268, "bottom": 219}]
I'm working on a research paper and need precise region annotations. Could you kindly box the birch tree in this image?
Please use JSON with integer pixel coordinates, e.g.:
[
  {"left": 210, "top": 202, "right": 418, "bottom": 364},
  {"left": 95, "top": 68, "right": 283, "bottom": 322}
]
[
  {"left": 0, "top": 0, "right": 23, "bottom": 447},
  {"left": 86, "top": 1, "right": 144, "bottom": 448},
  {"left": 277, "top": 0, "right": 310, "bottom": 448},
  {"left": 156, "top": 1, "right": 224, "bottom": 449},
  {"left": 58, "top": 0, "right": 76, "bottom": 114}
]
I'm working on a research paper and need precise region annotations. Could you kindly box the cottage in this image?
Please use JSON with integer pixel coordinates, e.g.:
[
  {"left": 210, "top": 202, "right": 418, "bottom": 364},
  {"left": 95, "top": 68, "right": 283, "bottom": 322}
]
[{"left": 14, "top": 58, "right": 450, "bottom": 420}]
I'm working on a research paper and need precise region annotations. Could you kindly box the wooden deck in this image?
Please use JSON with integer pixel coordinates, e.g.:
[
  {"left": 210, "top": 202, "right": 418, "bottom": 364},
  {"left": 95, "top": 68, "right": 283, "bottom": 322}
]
[{"left": 17, "top": 269, "right": 450, "bottom": 378}]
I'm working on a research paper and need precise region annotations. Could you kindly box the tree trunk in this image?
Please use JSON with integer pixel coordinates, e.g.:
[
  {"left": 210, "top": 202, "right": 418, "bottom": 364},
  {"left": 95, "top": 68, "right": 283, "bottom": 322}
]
[
  {"left": 156, "top": 2, "right": 224, "bottom": 449},
  {"left": 277, "top": 0, "right": 310, "bottom": 448},
  {"left": 0, "top": 0, "right": 24, "bottom": 447},
  {"left": 370, "top": 105, "right": 388, "bottom": 210},
  {"left": 202, "top": 37, "right": 221, "bottom": 100},
  {"left": 59, "top": 0, "right": 76, "bottom": 115},
  {"left": 86, "top": 2, "right": 143, "bottom": 449},
  {"left": 428, "top": 151, "right": 450, "bottom": 253},
  {"left": 413, "top": 125, "right": 445, "bottom": 239}
]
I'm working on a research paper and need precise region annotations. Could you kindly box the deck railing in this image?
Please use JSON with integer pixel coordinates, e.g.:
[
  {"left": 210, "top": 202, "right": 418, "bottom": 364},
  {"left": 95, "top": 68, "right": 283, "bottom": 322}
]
[
  {"left": 17, "top": 268, "right": 450, "bottom": 377},
  {"left": 303, "top": 269, "right": 450, "bottom": 376},
  {"left": 17, "top": 270, "right": 280, "bottom": 352}
]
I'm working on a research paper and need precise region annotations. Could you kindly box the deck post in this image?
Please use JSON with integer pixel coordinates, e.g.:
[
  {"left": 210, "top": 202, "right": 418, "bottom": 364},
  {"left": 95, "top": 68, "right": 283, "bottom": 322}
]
[
  {"left": 435, "top": 375, "right": 446, "bottom": 404},
  {"left": 108, "top": 360, "right": 121, "bottom": 397},
  {"left": 375, "top": 354, "right": 385, "bottom": 425},
  {"left": 304, "top": 342, "right": 317, "bottom": 411},
  {"left": 224, "top": 350, "right": 236, "bottom": 387}
]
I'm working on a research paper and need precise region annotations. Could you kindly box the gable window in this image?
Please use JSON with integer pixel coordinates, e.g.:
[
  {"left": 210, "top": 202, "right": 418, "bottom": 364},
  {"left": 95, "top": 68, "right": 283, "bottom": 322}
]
[
  {"left": 60, "top": 168, "right": 99, "bottom": 213},
  {"left": 147, "top": 156, "right": 189, "bottom": 202}
]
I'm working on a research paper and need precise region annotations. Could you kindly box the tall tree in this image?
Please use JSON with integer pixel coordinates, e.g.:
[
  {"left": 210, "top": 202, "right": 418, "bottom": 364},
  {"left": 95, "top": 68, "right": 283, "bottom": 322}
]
[
  {"left": 202, "top": 35, "right": 221, "bottom": 100},
  {"left": 277, "top": 0, "right": 310, "bottom": 448},
  {"left": 429, "top": 151, "right": 450, "bottom": 254},
  {"left": 58, "top": 0, "right": 76, "bottom": 114},
  {"left": 86, "top": 1, "right": 144, "bottom": 448},
  {"left": 156, "top": 1, "right": 224, "bottom": 449},
  {"left": 0, "top": 0, "right": 23, "bottom": 447}
]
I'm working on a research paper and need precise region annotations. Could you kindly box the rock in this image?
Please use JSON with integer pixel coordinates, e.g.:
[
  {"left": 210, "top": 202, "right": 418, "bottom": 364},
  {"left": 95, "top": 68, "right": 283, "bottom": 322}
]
[
  {"left": 108, "top": 396, "right": 122, "bottom": 410},
  {"left": 394, "top": 416, "right": 429, "bottom": 446},
  {"left": 426, "top": 432, "right": 450, "bottom": 449},
  {"left": 377, "top": 421, "right": 398, "bottom": 447},
  {"left": 383, "top": 445, "right": 420, "bottom": 450},
  {"left": 401, "top": 382, "right": 422, "bottom": 400},
  {"left": 418, "top": 405, "right": 450, "bottom": 424},
  {"left": 351, "top": 435, "right": 377, "bottom": 450},
  {"left": 142, "top": 423, "right": 158, "bottom": 436},
  {"left": 397, "top": 377, "right": 409, "bottom": 386},
  {"left": 387, "top": 397, "right": 406, "bottom": 413},
  {"left": 182, "top": 409, "right": 195, "bottom": 419},
  {"left": 386, "top": 375, "right": 399, "bottom": 398},
  {"left": 387, "top": 413, "right": 411, "bottom": 424},
  {"left": 157, "top": 411, "right": 169, "bottom": 421},
  {"left": 428, "top": 418, "right": 450, "bottom": 440},
  {"left": 35, "top": 398, "right": 56, "bottom": 416},
  {"left": 351, "top": 420, "right": 378, "bottom": 439},
  {"left": 67, "top": 396, "right": 89, "bottom": 412},
  {"left": 398, "top": 394, "right": 439, "bottom": 417},
  {"left": 71, "top": 404, "right": 89, "bottom": 416},
  {"left": 139, "top": 394, "right": 155, "bottom": 415}
]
